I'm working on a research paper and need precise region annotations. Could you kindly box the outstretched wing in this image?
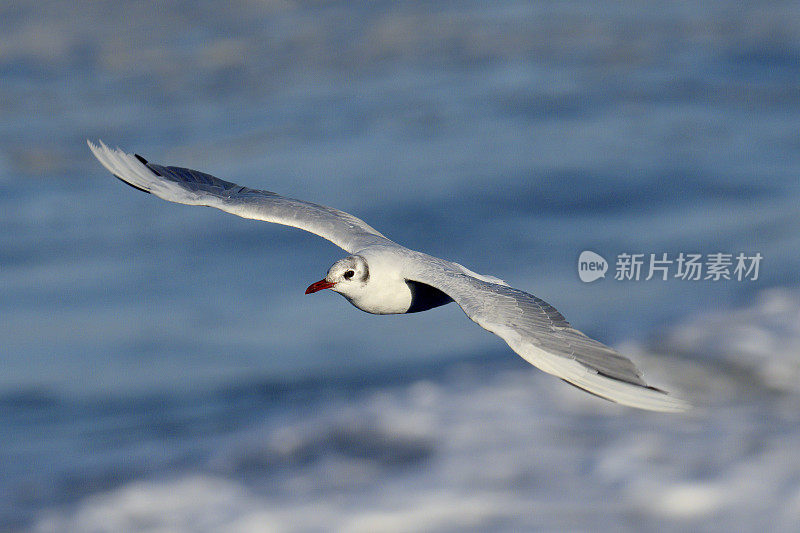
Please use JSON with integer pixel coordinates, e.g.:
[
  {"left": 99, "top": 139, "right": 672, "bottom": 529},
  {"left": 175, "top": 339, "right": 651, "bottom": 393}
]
[
  {"left": 406, "top": 257, "right": 689, "bottom": 412},
  {"left": 88, "top": 140, "right": 393, "bottom": 253}
]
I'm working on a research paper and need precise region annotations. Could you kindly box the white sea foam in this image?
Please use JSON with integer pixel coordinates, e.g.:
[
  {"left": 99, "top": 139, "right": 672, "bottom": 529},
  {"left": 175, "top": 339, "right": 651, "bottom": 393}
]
[
  {"left": 32, "top": 289, "right": 800, "bottom": 532},
  {"left": 658, "top": 287, "right": 800, "bottom": 393}
]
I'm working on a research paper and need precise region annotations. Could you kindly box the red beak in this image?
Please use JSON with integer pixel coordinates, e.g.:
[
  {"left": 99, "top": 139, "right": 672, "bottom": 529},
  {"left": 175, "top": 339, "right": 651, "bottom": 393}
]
[{"left": 305, "top": 279, "right": 335, "bottom": 294}]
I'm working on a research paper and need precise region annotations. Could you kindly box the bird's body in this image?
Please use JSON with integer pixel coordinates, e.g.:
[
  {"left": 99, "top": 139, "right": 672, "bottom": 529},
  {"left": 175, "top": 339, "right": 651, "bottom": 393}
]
[
  {"left": 330, "top": 248, "right": 419, "bottom": 314},
  {"left": 330, "top": 247, "right": 465, "bottom": 314},
  {"left": 88, "top": 140, "right": 689, "bottom": 412}
]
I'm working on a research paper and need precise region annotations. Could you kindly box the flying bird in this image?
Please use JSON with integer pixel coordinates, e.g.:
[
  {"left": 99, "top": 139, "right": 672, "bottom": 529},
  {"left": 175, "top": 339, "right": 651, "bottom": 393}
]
[{"left": 88, "top": 140, "right": 688, "bottom": 412}]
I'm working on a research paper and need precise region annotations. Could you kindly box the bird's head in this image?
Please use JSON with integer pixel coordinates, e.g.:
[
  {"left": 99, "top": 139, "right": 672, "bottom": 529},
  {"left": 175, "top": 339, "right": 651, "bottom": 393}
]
[{"left": 305, "top": 255, "right": 369, "bottom": 296}]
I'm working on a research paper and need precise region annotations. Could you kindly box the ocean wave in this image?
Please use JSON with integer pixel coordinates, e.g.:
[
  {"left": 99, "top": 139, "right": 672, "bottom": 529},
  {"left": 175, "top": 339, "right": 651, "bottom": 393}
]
[
  {"left": 31, "top": 286, "right": 800, "bottom": 531},
  {"left": 655, "top": 287, "right": 800, "bottom": 394}
]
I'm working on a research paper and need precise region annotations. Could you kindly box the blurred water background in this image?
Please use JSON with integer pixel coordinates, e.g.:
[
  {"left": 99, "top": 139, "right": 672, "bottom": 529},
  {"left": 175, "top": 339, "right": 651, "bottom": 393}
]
[{"left": 1, "top": 1, "right": 800, "bottom": 531}]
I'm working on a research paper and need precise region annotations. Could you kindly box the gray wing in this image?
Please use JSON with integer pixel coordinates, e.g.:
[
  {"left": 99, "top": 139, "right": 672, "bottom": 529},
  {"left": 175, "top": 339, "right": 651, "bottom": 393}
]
[
  {"left": 406, "top": 256, "right": 689, "bottom": 412},
  {"left": 88, "top": 140, "right": 392, "bottom": 253}
]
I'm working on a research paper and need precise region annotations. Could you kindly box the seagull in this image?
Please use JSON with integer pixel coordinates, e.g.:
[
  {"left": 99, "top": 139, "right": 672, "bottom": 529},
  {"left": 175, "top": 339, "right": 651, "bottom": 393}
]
[{"left": 88, "top": 140, "right": 689, "bottom": 412}]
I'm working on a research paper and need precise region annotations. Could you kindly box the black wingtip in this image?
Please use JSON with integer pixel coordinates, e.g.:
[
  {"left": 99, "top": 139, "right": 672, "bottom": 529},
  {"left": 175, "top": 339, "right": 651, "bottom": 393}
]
[
  {"left": 561, "top": 379, "right": 618, "bottom": 403},
  {"left": 134, "top": 153, "right": 163, "bottom": 176},
  {"left": 114, "top": 175, "right": 151, "bottom": 194}
]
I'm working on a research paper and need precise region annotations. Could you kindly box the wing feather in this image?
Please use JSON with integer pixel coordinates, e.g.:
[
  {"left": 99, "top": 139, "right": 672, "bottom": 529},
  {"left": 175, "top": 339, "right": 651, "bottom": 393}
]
[
  {"left": 406, "top": 259, "right": 689, "bottom": 412},
  {"left": 88, "top": 140, "right": 392, "bottom": 253}
]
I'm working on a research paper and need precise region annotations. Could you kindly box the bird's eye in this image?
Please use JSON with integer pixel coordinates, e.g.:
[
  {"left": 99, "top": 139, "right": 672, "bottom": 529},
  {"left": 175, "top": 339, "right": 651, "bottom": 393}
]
[{"left": 344, "top": 270, "right": 355, "bottom": 280}]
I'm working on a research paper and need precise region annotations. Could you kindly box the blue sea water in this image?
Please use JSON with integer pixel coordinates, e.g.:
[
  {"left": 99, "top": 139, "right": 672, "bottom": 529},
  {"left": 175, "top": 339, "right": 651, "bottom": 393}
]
[{"left": 1, "top": 1, "right": 800, "bottom": 531}]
